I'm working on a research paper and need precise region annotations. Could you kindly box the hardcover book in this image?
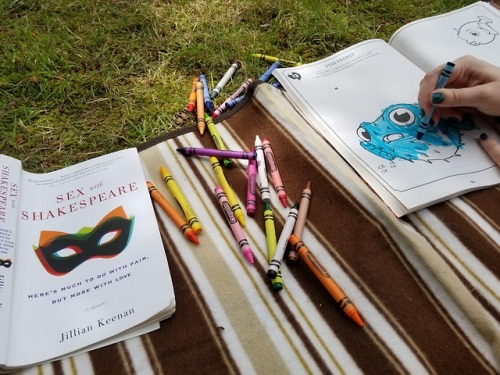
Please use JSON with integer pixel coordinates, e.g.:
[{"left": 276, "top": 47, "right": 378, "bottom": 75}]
[
  {"left": 0, "top": 148, "right": 175, "bottom": 372},
  {"left": 273, "top": 1, "right": 500, "bottom": 216}
]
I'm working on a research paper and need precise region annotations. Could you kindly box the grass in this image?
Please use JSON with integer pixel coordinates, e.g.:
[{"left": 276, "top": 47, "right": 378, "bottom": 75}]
[{"left": 1, "top": 0, "right": 473, "bottom": 172}]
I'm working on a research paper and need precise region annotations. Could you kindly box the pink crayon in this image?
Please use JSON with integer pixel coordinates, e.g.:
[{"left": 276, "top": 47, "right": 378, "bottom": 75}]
[
  {"left": 262, "top": 137, "right": 287, "bottom": 208},
  {"left": 214, "top": 186, "right": 255, "bottom": 264},
  {"left": 246, "top": 147, "right": 257, "bottom": 216}
]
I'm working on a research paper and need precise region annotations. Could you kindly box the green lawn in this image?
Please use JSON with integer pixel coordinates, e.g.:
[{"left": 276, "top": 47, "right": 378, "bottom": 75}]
[{"left": 0, "top": 0, "right": 473, "bottom": 171}]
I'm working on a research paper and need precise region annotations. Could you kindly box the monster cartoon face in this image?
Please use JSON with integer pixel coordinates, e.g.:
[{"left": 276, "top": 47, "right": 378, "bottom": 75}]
[
  {"left": 356, "top": 103, "right": 475, "bottom": 163},
  {"left": 456, "top": 16, "right": 498, "bottom": 46}
]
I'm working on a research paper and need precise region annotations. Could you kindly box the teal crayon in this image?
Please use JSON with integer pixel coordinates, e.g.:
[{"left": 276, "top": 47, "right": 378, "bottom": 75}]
[{"left": 416, "top": 61, "right": 455, "bottom": 140}]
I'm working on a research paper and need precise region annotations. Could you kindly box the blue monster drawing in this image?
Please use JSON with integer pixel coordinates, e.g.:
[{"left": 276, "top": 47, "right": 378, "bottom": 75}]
[{"left": 356, "top": 103, "right": 476, "bottom": 163}]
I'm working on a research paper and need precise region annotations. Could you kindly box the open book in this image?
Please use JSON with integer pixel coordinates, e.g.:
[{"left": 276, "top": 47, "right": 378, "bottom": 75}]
[
  {"left": 0, "top": 148, "right": 175, "bottom": 372},
  {"left": 273, "top": 1, "right": 500, "bottom": 216}
]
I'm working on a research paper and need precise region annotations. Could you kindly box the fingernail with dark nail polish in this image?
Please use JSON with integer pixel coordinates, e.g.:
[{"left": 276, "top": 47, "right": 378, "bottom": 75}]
[
  {"left": 419, "top": 108, "right": 425, "bottom": 117},
  {"left": 431, "top": 92, "right": 445, "bottom": 104}
]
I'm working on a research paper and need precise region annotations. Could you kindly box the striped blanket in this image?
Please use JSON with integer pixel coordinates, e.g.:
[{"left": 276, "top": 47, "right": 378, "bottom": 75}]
[{"left": 21, "top": 83, "right": 499, "bottom": 374}]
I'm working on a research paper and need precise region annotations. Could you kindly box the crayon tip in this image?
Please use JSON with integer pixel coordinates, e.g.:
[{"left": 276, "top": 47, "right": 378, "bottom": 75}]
[
  {"left": 280, "top": 196, "right": 288, "bottom": 208},
  {"left": 186, "top": 230, "right": 200, "bottom": 245},
  {"left": 244, "top": 250, "right": 255, "bottom": 265},
  {"left": 267, "top": 269, "right": 277, "bottom": 279},
  {"left": 350, "top": 311, "right": 364, "bottom": 327},
  {"left": 246, "top": 207, "right": 256, "bottom": 217},
  {"left": 237, "top": 213, "right": 246, "bottom": 227},
  {"left": 198, "top": 126, "right": 205, "bottom": 135},
  {"left": 187, "top": 104, "right": 195, "bottom": 112},
  {"left": 159, "top": 165, "right": 168, "bottom": 177},
  {"left": 272, "top": 281, "right": 283, "bottom": 292},
  {"left": 416, "top": 131, "right": 423, "bottom": 140},
  {"left": 176, "top": 148, "right": 187, "bottom": 155}
]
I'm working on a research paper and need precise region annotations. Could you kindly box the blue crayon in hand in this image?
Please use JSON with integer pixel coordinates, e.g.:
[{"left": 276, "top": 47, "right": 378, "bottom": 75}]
[
  {"left": 416, "top": 62, "right": 455, "bottom": 140},
  {"left": 199, "top": 74, "right": 212, "bottom": 111}
]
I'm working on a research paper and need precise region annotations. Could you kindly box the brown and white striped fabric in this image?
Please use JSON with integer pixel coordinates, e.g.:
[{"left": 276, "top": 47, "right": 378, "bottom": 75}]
[{"left": 20, "top": 83, "right": 499, "bottom": 374}]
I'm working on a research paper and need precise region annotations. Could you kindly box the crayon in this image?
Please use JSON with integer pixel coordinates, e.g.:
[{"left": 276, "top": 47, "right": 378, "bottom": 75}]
[
  {"left": 195, "top": 81, "right": 206, "bottom": 135},
  {"left": 289, "top": 180, "right": 312, "bottom": 262},
  {"left": 210, "top": 156, "right": 246, "bottom": 227},
  {"left": 199, "top": 74, "right": 212, "bottom": 111},
  {"left": 417, "top": 61, "right": 455, "bottom": 140},
  {"left": 254, "top": 135, "right": 271, "bottom": 203},
  {"left": 262, "top": 137, "right": 287, "bottom": 208},
  {"left": 146, "top": 181, "right": 199, "bottom": 245},
  {"left": 264, "top": 202, "right": 284, "bottom": 291},
  {"left": 205, "top": 113, "right": 232, "bottom": 168},
  {"left": 251, "top": 53, "right": 302, "bottom": 67},
  {"left": 267, "top": 203, "right": 299, "bottom": 279},
  {"left": 479, "top": 133, "right": 500, "bottom": 167},
  {"left": 176, "top": 147, "right": 256, "bottom": 160},
  {"left": 210, "top": 62, "right": 240, "bottom": 99},
  {"left": 211, "top": 95, "right": 244, "bottom": 119},
  {"left": 160, "top": 165, "right": 202, "bottom": 234},
  {"left": 187, "top": 76, "right": 199, "bottom": 113},
  {"left": 246, "top": 148, "right": 257, "bottom": 217},
  {"left": 259, "top": 61, "right": 280, "bottom": 82},
  {"left": 214, "top": 186, "right": 254, "bottom": 264},
  {"left": 227, "top": 77, "right": 254, "bottom": 101},
  {"left": 288, "top": 234, "right": 364, "bottom": 327}
]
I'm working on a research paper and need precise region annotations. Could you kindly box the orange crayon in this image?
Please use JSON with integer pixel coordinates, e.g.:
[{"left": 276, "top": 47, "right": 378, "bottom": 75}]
[
  {"left": 195, "top": 81, "right": 206, "bottom": 135},
  {"left": 147, "top": 181, "right": 199, "bottom": 245},
  {"left": 479, "top": 133, "right": 500, "bottom": 167},
  {"left": 187, "top": 76, "right": 199, "bottom": 112},
  {"left": 288, "top": 234, "right": 363, "bottom": 327}
]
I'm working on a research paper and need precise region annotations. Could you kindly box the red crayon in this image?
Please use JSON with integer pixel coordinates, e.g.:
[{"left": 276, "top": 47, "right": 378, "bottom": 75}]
[
  {"left": 187, "top": 76, "right": 199, "bottom": 112},
  {"left": 262, "top": 137, "right": 287, "bottom": 207}
]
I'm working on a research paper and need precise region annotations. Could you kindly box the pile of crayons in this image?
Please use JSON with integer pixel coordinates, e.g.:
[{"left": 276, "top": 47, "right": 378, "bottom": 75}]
[
  {"left": 185, "top": 54, "right": 303, "bottom": 132},
  {"left": 148, "top": 53, "right": 363, "bottom": 327}
]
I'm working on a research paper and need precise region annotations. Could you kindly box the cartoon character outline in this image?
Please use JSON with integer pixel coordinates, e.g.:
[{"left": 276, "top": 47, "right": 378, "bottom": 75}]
[
  {"left": 356, "top": 103, "right": 476, "bottom": 163},
  {"left": 456, "top": 16, "right": 498, "bottom": 46}
]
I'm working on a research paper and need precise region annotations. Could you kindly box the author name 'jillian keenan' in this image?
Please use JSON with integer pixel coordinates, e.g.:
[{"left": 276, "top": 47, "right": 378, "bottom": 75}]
[{"left": 59, "top": 308, "right": 135, "bottom": 343}]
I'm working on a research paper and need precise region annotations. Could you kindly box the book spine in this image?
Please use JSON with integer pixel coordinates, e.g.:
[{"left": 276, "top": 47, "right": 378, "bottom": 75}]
[{"left": 0, "top": 155, "right": 22, "bottom": 365}]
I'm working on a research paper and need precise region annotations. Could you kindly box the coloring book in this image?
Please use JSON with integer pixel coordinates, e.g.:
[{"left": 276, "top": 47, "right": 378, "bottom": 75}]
[{"left": 273, "top": 1, "right": 500, "bottom": 216}]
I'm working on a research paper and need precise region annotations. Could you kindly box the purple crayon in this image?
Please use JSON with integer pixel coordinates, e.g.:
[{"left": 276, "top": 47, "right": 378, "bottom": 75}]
[
  {"left": 214, "top": 186, "right": 255, "bottom": 265},
  {"left": 177, "top": 147, "right": 256, "bottom": 160}
]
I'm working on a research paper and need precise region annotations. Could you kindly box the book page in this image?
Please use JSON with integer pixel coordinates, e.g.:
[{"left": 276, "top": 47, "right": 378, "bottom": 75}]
[
  {"left": 389, "top": 2, "right": 500, "bottom": 72},
  {"left": 0, "top": 156, "right": 22, "bottom": 365},
  {"left": 272, "top": 39, "right": 500, "bottom": 216},
  {"left": 5, "top": 149, "right": 175, "bottom": 367}
]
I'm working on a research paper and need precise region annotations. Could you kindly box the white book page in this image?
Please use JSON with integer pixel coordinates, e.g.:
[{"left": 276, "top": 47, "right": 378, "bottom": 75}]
[
  {"left": 273, "top": 39, "right": 500, "bottom": 216},
  {"left": 0, "top": 155, "right": 22, "bottom": 365},
  {"left": 389, "top": 2, "right": 500, "bottom": 72},
  {"left": 6, "top": 148, "right": 175, "bottom": 367}
]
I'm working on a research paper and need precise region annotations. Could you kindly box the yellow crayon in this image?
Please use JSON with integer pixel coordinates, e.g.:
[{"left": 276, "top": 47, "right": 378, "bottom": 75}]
[
  {"left": 205, "top": 113, "right": 232, "bottom": 168},
  {"left": 264, "top": 202, "right": 283, "bottom": 291},
  {"left": 195, "top": 81, "right": 206, "bottom": 135},
  {"left": 210, "top": 156, "right": 245, "bottom": 227},
  {"left": 251, "top": 53, "right": 302, "bottom": 67},
  {"left": 160, "top": 165, "right": 202, "bottom": 234}
]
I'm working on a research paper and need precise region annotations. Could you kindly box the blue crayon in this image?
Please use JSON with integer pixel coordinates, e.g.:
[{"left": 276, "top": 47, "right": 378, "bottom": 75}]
[
  {"left": 199, "top": 74, "right": 212, "bottom": 111},
  {"left": 259, "top": 61, "right": 281, "bottom": 82},
  {"left": 416, "top": 62, "right": 455, "bottom": 140}
]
